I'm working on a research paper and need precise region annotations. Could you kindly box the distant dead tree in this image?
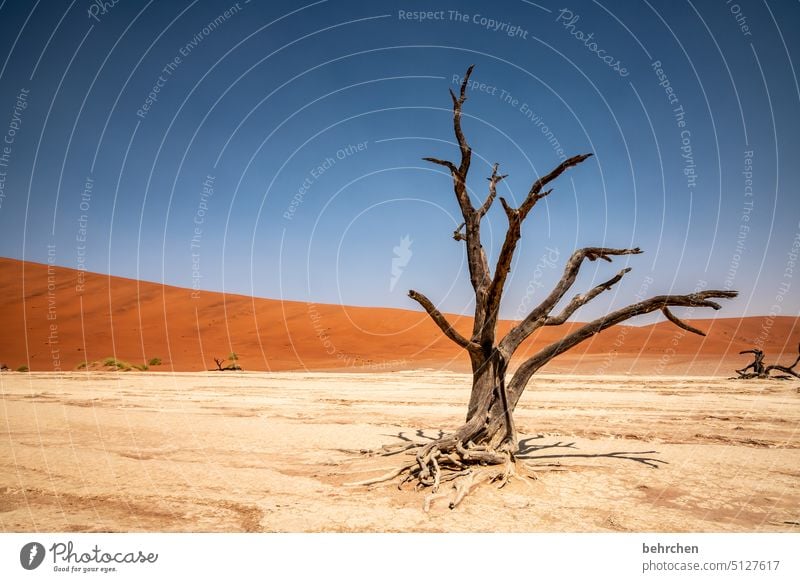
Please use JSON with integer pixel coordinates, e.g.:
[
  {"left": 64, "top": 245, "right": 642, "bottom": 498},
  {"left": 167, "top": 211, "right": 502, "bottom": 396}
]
[
  {"left": 352, "top": 66, "right": 737, "bottom": 506},
  {"left": 736, "top": 348, "right": 765, "bottom": 377},
  {"left": 736, "top": 344, "right": 800, "bottom": 380},
  {"left": 213, "top": 352, "right": 242, "bottom": 371}
]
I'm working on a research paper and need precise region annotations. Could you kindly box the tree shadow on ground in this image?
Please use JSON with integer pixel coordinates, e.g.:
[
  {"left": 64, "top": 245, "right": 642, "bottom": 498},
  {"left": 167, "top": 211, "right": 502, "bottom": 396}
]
[
  {"left": 382, "top": 429, "right": 446, "bottom": 443},
  {"left": 516, "top": 436, "right": 667, "bottom": 468}
]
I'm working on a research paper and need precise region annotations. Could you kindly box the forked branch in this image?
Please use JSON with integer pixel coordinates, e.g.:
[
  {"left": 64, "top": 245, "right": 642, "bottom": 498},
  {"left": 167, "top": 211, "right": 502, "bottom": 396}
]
[
  {"left": 507, "top": 290, "right": 738, "bottom": 403},
  {"left": 545, "top": 267, "right": 632, "bottom": 326},
  {"left": 422, "top": 66, "right": 475, "bottom": 219},
  {"left": 477, "top": 163, "right": 507, "bottom": 219},
  {"left": 424, "top": 66, "right": 496, "bottom": 297},
  {"left": 519, "top": 153, "right": 593, "bottom": 219},
  {"left": 480, "top": 155, "right": 594, "bottom": 342},
  {"left": 451, "top": 64, "right": 474, "bottom": 178},
  {"left": 500, "top": 247, "right": 642, "bottom": 353}
]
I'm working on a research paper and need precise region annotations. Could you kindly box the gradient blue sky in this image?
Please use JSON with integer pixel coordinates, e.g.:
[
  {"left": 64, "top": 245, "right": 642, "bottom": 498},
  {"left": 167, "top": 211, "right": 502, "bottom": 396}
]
[{"left": 0, "top": 0, "right": 798, "bottom": 321}]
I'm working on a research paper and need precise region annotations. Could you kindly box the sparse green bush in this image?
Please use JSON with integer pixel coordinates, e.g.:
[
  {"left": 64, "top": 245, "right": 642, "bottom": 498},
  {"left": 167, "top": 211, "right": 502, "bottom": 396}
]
[
  {"left": 76, "top": 361, "right": 88, "bottom": 370},
  {"left": 133, "top": 363, "right": 149, "bottom": 371},
  {"left": 148, "top": 357, "right": 162, "bottom": 366},
  {"left": 16, "top": 365, "right": 28, "bottom": 372},
  {"left": 101, "top": 357, "right": 131, "bottom": 371}
]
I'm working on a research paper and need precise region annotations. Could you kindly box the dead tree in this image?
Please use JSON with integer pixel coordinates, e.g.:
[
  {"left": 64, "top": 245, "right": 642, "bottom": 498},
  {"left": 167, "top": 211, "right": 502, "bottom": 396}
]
[
  {"left": 353, "top": 66, "right": 737, "bottom": 504},
  {"left": 212, "top": 353, "right": 243, "bottom": 371},
  {"left": 736, "top": 344, "right": 800, "bottom": 379},
  {"left": 736, "top": 349, "right": 766, "bottom": 377}
]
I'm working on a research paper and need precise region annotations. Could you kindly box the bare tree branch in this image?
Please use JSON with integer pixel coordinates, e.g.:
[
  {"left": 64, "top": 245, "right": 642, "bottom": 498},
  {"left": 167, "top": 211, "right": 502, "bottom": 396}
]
[
  {"left": 408, "top": 289, "right": 481, "bottom": 352},
  {"left": 423, "top": 66, "right": 493, "bottom": 300},
  {"left": 451, "top": 64, "right": 474, "bottom": 178},
  {"left": 479, "top": 203, "right": 526, "bottom": 341},
  {"left": 499, "top": 196, "right": 515, "bottom": 218},
  {"left": 478, "top": 155, "right": 594, "bottom": 344},
  {"left": 507, "top": 290, "right": 739, "bottom": 405},
  {"left": 422, "top": 157, "right": 458, "bottom": 175},
  {"left": 764, "top": 366, "right": 800, "bottom": 379},
  {"left": 764, "top": 350, "right": 800, "bottom": 379},
  {"left": 545, "top": 267, "right": 632, "bottom": 326},
  {"left": 661, "top": 307, "right": 706, "bottom": 336},
  {"left": 423, "top": 66, "right": 476, "bottom": 218},
  {"left": 519, "top": 154, "right": 593, "bottom": 219},
  {"left": 477, "top": 163, "right": 506, "bottom": 219},
  {"left": 499, "top": 247, "right": 642, "bottom": 354},
  {"left": 451, "top": 163, "right": 506, "bottom": 244}
]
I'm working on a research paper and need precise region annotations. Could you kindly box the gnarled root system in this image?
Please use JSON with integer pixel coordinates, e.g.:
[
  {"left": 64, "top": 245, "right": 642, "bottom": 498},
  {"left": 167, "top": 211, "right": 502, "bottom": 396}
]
[{"left": 347, "top": 435, "right": 533, "bottom": 511}]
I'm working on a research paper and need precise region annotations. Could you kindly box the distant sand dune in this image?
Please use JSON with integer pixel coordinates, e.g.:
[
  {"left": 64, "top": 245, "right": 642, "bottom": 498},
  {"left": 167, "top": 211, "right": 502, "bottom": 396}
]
[{"left": 0, "top": 257, "right": 797, "bottom": 374}]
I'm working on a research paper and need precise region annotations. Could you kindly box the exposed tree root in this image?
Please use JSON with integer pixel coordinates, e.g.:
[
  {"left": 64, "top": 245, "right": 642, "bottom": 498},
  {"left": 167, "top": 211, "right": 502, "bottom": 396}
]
[
  {"left": 344, "top": 464, "right": 415, "bottom": 487},
  {"left": 346, "top": 433, "right": 538, "bottom": 510},
  {"left": 347, "top": 430, "right": 671, "bottom": 511}
]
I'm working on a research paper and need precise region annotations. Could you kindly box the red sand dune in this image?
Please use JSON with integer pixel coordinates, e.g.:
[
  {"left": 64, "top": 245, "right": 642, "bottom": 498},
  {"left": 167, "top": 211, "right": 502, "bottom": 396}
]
[{"left": 0, "top": 257, "right": 797, "bottom": 374}]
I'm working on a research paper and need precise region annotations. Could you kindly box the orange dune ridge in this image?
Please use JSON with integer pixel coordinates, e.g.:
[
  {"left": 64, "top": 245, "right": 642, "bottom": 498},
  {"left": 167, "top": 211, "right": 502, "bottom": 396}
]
[{"left": 0, "top": 257, "right": 797, "bottom": 374}]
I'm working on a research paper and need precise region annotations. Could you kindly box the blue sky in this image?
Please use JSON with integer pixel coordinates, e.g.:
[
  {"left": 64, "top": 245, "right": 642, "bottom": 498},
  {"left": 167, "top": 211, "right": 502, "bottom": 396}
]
[{"left": 0, "top": 0, "right": 798, "bottom": 321}]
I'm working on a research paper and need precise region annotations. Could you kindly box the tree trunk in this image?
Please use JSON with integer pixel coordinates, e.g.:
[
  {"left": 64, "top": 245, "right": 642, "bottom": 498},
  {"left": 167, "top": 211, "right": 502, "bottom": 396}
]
[{"left": 460, "top": 351, "right": 515, "bottom": 454}]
